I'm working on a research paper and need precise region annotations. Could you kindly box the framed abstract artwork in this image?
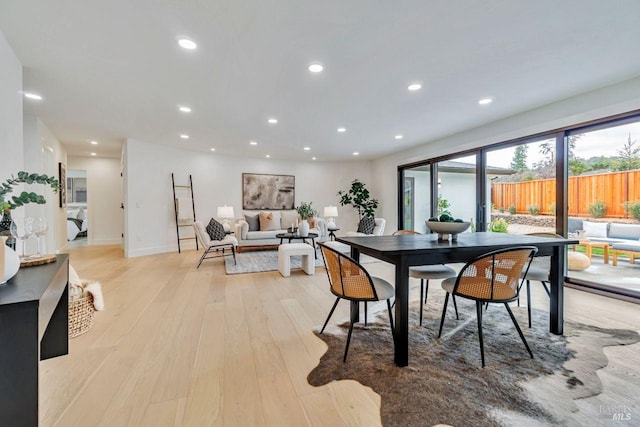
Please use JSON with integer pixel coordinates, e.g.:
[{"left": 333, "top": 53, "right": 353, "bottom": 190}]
[
  {"left": 242, "top": 173, "right": 295, "bottom": 210},
  {"left": 58, "top": 162, "right": 67, "bottom": 208}
]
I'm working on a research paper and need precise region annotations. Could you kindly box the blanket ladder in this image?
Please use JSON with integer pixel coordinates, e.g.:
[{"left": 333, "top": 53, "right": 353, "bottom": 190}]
[{"left": 172, "top": 173, "right": 198, "bottom": 253}]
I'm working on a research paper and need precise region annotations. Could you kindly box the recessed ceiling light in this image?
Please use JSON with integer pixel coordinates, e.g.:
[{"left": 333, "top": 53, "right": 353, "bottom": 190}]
[
  {"left": 180, "top": 134, "right": 189, "bottom": 139},
  {"left": 250, "top": 141, "right": 258, "bottom": 145},
  {"left": 308, "top": 63, "right": 324, "bottom": 73},
  {"left": 312, "top": 157, "right": 316, "bottom": 160},
  {"left": 478, "top": 97, "right": 493, "bottom": 105},
  {"left": 90, "top": 140, "right": 98, "bottom": 145},
  {"left": 353, "top": 152, "right": 359, "bottom": 156},
  {"left": 210, "top": 148, "right": 216, "bottom": 151},
  {"left": 337, "top": 127, "right": 346, "bottom": 133},
  {"left": 24, "top": 92, "right": 42, "bottom": 100},
  {"left": 266, "top": 154, "right": 270, "bottom": 158},
  {"left": 304, "top": 147, "right": 310, "bottom": 151},
  {"left": 177, "top": 38, "right": 197, "bottom": 50},
  {"left": 178, "top": 105, "right": 192, "bottom": 113},
  {"left": 395, "top": 134, "right": 403, "bottom": 140},
  {"left": 407, "top": 83, "right": 422, "bottom": 91},
  {"left": 90, "top": 152, "right": 96, "bottom": 156},
  {"left": 268, "top": 118, "right": 278, "bottom": 124}
]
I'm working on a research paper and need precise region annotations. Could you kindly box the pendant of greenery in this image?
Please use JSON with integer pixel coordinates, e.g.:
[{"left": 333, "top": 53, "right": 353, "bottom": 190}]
[
  {"left": 0, "top": 171, "right": 60, "bottom": 212},
  {"left": 337, "top": 179, "right": 379, "bottom": 219},
  {"left": 296, "top": 201, "right": 317, "bottom": 219}
]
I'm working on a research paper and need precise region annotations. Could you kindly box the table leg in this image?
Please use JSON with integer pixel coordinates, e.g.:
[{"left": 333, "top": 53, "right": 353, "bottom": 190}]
[
  {"left": 393, "top": 259, "right": 409, "bottom": 366},
  {"left": 350, "top": 248, "right": 361, "bottom": 323},
  {"left": 549, "top": 245, "right": 564, "bottom": 335},
  {"left": 603, "top": 245, "right": 609, "bottom": 264}
]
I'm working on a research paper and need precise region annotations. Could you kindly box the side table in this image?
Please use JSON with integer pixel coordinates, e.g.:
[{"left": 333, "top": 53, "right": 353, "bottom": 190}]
[{"left": 328, "top": 228, "right": 339, "bottom": 241}]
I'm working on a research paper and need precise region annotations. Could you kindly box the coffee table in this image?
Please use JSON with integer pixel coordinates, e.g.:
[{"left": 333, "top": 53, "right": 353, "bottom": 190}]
[
  {"left": 275, "top": 232, "right": 319, "bottom": 258},
  {"left": 574, "top": 240, "right": 610, "bottom": 264}
]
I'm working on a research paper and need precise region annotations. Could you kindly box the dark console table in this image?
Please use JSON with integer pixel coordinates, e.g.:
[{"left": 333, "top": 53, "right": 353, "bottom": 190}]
[{"left": 0, "top": 255, "right": 69, "bottom": 426}]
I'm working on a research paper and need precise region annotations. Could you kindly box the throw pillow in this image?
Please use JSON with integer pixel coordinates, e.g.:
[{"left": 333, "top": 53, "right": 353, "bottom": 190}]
[
  {"left": 244, "top": 213, "right": 260, "bottom": 231},
  {"left": 357, "top": 216, "right": 376, "bottom": 234},
  {"left": 582, "top": 220, "right": 607, "bottom": 238},
  {"left": 307, "top": 217, "right": 316, "bottom": 230},
  {"left": 206, "top": 218, "right": 227, "bottom": 241},
  {"left": 259, "top": 211, "right": 279, "bottom": 231}
]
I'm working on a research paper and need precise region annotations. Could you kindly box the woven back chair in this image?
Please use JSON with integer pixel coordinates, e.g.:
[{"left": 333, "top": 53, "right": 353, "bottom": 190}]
[
  {"left": 438, "top": 246, "right": 537, "bottom": 367},
  {"left": 319, "top": 243, "right": 395, "bottom": 362},
  {"left": 392, "top": 229, "right": 458, "bottom": 325}
]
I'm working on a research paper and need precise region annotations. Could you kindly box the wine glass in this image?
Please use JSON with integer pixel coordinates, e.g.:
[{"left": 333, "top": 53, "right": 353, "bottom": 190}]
[
  {"left": 10, "top": 217, "right": 33, "bottom": 258},
  {"left": 34, "top": 217, "right": 48, "bottom": 257}
]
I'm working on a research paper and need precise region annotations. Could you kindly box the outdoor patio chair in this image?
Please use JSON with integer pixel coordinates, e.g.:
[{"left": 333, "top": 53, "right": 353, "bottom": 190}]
[
  {"left": 392, "top": 230, "right": 458, "bottom": 325},
  {"left": 438, "top": 246, "right": 537, "bottom": 367},
  {"left": 318, "top": 242, "right": 395, "bottom": 362}
]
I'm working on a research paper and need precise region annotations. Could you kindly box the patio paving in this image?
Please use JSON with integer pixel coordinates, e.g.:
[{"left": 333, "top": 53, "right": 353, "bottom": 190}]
[{"left": 568, "top": 254, "right": 640, "bottom": 292}]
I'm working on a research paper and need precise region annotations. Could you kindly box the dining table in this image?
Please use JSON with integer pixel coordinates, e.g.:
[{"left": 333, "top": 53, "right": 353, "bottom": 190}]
[{"left": 336, "top": 232, "right": 577, "bottom": 367}]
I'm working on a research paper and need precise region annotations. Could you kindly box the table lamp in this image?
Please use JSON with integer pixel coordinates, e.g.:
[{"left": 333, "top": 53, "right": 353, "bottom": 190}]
[
  {"left": 217, "top": 205, "right": 235, "bottom": 231},
  {"left": 324, "top": 206, "right": 338, "bottom": 229}
]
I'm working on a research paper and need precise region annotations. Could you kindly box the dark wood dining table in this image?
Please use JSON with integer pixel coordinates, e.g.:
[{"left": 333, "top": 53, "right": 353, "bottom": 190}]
[{"left": 336, "top": 232, "right": 577, "bottom": 367}]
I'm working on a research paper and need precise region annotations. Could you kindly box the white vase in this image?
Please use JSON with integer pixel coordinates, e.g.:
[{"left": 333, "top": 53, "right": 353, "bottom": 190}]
[
  {"left": 298, "top": 219, "right": 310, "bottom": 237},
  {"left": 1, "top": 238, "right": 20, "bottom": 285}
]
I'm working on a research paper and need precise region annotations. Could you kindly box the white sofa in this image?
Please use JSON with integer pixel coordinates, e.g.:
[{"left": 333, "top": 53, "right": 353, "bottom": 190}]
[{"left": 235, "top": 210, "right": 328, "bottom": 250}]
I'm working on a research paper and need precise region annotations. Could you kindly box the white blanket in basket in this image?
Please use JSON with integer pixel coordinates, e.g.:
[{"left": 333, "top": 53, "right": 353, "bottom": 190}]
[{"left": 69, "top": 264, "right": 105, "bottom": 311}]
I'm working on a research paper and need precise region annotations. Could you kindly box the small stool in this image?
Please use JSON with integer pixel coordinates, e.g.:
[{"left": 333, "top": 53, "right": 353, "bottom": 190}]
[{"left": 278, "top": 243, "right": 315, "bottom": 277}]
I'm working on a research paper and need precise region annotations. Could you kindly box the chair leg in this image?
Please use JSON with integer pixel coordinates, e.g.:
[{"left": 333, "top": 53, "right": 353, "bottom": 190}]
[
  {"left": 320, "top": 297, "right": 340, "bottom": 334},
  {"left": 386, "top": 300, "right": 395, "bottom": 340},
  {"left": 419, "top": 279, "right": 424, "bottom": 326},
  {"left": 438, "top": 292, "right": 450, "bottom": 338},
  {"left": 541, "top": 281, "right": 550, "bottom": 297},
  {"left": 476, "top": 300, "right": 485, "bottom": 368},
  {"left": 504, "top": 303, "right": 534, "bottom": 359},
  {"left": 196, "top": 247, "right": 211, "bottom": 268},
  {"left": 364, "top": 302, "right": 368, "bottom": 327},
  {"left": 526, "top": 279, "right": 532, "bottom": 328},
  {"left": 343, "top": 300, "right": 360, "bottom": 362},
  {"left": 452, "top": 295, "right": 459, "bottom": 320},
  {"left": 232, "top": 246, "right": 237, "bottom": 265}
]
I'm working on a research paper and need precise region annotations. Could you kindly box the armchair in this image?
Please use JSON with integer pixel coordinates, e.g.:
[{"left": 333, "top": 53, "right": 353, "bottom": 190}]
[{"left": 345, "top": 218, "right": 386, "bottom": 237}]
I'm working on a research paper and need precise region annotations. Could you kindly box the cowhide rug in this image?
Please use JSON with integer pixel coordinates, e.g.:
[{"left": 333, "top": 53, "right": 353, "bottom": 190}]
[{"left": 307, "top": 294, "right": 639, "bottom": 427}]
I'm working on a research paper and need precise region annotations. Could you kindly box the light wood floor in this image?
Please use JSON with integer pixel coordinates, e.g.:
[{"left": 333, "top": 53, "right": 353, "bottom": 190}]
[{"left": 41, "top": 245, "right": 640, "bottom": 426}]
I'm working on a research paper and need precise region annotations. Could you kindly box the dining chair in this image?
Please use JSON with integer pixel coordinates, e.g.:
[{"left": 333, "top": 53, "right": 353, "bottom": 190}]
[
  {"left": 437, "top": 246, "right": 537, "bottom": 367},
  {"left": 392, "top": 230, "right": 458, "bottom": 325},
  {"left": 318, "top": 242, "right": 395, "bottom": 362},
  {"left": 519, "top": 232, "right": 559, "bottom": 328}
]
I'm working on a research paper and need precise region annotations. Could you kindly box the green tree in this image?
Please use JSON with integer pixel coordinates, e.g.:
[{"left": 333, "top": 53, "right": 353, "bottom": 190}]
[
  {"left": 612, "top": 133, "right": 640, "bottom": 171},
  {"left": 569, "top": 158, "right": 588, "bottom": 176},
  {"left": 510, "top": 145, "right": 528, "bottom": 172},
  {"left": 337, "top": 179, "right": 379, "bottom": 218}
]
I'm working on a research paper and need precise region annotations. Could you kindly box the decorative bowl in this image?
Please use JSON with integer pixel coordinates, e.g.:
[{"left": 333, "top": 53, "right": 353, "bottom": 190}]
[{"left": 425, "top": 221, "right": 471, "bottom": 241}]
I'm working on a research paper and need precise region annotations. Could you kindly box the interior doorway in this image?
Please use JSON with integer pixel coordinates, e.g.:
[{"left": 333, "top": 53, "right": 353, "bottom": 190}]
[{"left": 66, "top": 170, "right": 88, "bottom": 244}]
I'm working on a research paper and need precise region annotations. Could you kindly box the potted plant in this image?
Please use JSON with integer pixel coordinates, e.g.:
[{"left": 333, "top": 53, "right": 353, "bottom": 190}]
[
  {"left": 1, "top": 171, "right": 59, "bottom": 283},
  {"left": 296, "top": 202, "right": 317, "bottom": 237},
  {"left": 337, "top": 179, "right": 379, "bottom": 219}
]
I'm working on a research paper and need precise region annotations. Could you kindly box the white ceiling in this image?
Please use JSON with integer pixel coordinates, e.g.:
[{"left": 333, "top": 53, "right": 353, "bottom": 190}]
[{"left": 2, "top": 1, "right": 640, "bottom": 161}]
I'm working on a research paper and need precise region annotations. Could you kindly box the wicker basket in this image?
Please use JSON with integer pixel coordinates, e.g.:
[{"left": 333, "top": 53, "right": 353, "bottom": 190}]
[{"left": 69, "top": 292, "right": 95, "bottom": 338}]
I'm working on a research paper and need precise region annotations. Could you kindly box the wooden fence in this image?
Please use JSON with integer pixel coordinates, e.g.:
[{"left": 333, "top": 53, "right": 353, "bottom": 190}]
[{"left": 491, "top": 170, "right": 640, "bottom": 218}]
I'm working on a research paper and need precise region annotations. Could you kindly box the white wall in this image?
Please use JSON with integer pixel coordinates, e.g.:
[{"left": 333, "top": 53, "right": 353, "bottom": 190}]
[
  {"left": 372, "top": 76, "right": 640, "bottom": 229},
  {"left": 22, "top": 116, "right": 68, "bottom": 253},
  {"left": 68, "top": 156, "right": 123, "bottom": 245},
  {"left": 123, "top": 139, "right": 375, "bottom": 257},
  {"left": 0, "top": 29, "right": 23, "bottom": 179}
]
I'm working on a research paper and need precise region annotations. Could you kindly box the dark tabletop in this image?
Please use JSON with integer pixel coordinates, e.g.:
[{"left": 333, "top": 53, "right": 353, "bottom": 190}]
[{"left": 0, "top": 254, "right": 69, "bottom": 306}]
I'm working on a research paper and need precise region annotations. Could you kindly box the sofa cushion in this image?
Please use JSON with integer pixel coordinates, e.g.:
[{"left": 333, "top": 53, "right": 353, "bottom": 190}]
[
  {"left": 357, "top": 216, "right": 376, "bottom": 234},
  {"left": 608, "top": 223, "right": 640, "bottom": 241},
  {"left": 259, "top": 211, "right": 281, "bottom": 231},
  {"left": 206, "top": 218, "right": 226, "bottom": 241},
  {"left": 582, "top": 221, "right": 607, "bottom": 238},
  {"left": 244, "top": 213, "right": 259, "bottom": 231},
  {"left": 280, "top": 210, "right": 299, "bottom": 230},
  {"left": 246, "top": 230, "right": 283, "bottom": 240}
]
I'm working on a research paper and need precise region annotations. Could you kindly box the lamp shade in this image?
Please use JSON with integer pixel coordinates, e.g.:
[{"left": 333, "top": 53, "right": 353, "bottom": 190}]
[
  {"left": 217, "top": 206, "right": 235, "bottom": 219},
  {"left": 324, "top": 206, "right": 338, "bottom": 217}
]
